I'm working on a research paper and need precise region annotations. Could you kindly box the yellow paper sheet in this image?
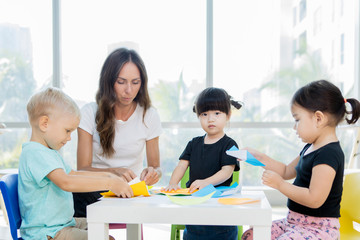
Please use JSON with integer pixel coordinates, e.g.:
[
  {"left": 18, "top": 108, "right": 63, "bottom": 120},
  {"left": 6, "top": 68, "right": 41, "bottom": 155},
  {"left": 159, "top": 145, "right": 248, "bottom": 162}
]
[
  {"left": 167, "top": 192, "right": 215, "bottom": 205},
  {"left": 217, "top": 198, "right": 260, "bottom": 205},
  {"left": 100, "top": 180, "right": 150, "bottom": 198},
  {"left": 100, "top": 191, "right": 117, "bottom": 197}
]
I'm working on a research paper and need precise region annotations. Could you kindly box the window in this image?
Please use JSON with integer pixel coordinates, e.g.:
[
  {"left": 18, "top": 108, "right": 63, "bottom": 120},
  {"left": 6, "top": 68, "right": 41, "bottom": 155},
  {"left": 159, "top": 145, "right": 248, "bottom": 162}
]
[
  {"left": 299, "top": 0, "right": 307, "bottom": 22},
  {"left": 313, "top": 7, "right": 322, "bottom": 36},
  {"left": 0, "top": 0, "right": 52, "bottom": 122},
  {"left": 293, "top": 7, "right": 297, "bottom": 26},
  {"left": 0, "top": 0, "right": 359, "bottom": 187},
  {"left": 0, "top": 0, "right": 52, "bottom": 169},
  {"left": 299, "top": 31, "right": 307, "bottom": 54},
  {"left": 340, "top": 33, "right": 345, "bottom": 64},
  {"left": 61, "top": 1, "right": 206, "bottom": 116},
  {"left": 331, "top": 40, "right": 335, "bottom": 69},
  {"left": 293, "top": 39, "right": 298, "bottom": 59}
]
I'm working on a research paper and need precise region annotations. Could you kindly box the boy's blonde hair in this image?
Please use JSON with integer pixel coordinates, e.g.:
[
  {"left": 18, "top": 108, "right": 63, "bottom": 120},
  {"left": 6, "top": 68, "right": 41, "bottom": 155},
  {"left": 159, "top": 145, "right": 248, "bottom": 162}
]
[{"left": 27, "top": 87, "right": 80, "bottom": 124}]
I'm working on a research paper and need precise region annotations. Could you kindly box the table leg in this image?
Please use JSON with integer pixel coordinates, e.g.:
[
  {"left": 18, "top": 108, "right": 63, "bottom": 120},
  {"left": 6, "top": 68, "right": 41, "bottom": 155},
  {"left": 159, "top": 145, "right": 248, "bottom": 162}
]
[
  {"left": 126, "top": 224, "right": 141, "bottom": 240},
  {"left": 253, "top": 225, "right": 271, "bottom": 240},
  {"left": 88, "top": 222, "right": 109, "bottom": 240}
]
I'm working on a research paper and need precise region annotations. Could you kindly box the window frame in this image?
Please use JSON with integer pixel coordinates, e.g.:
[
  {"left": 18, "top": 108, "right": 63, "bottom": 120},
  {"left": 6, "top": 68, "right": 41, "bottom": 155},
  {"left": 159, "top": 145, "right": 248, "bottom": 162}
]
[{"left": 2, "top": 0, "right": 360, "bottom": 190}]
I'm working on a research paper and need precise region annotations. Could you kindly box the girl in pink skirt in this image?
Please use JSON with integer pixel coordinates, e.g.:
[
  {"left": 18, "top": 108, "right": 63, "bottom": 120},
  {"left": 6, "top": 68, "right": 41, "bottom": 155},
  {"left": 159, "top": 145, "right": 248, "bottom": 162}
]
[{"left": 241, "top": 80, "right": 360, "bottom": 240}]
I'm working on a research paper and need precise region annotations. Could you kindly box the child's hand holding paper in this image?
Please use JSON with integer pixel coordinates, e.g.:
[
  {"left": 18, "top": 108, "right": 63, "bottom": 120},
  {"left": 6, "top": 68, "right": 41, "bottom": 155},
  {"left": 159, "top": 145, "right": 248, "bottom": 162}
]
[
  {"left": 189, "top": 179, "right": 209, "bottom": 193},
  {"left": 163, "top": 184, "right": 181, "bottom": 192},
  {"left": 226, "top": 146, "right": 265, "bottom": 167},
  {"left": 101, "top": 177, "right": 150, "bottom": 198}
]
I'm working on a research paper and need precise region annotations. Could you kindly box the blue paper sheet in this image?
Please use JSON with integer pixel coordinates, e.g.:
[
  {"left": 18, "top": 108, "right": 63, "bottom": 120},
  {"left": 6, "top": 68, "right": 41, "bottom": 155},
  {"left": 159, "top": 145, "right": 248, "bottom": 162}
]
[
  {"left": 191, "top": 182, "right": 241, "bottom": 198},
  {"left": 226, "top": 146, "right": 265, "bottom": 166},
  {"left": 191, "top": 184, "right": 222, "bottom": 198}
]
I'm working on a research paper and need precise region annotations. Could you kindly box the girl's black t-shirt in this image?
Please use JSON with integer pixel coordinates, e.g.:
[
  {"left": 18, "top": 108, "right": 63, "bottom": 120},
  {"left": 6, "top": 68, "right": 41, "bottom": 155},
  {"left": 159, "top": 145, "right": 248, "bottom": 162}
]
[
  {"left": 287, "top": 142, "right": 344, "bottom": 217},
  {"left": 179, "top": 134, "right": 239, "bottom": 188}
]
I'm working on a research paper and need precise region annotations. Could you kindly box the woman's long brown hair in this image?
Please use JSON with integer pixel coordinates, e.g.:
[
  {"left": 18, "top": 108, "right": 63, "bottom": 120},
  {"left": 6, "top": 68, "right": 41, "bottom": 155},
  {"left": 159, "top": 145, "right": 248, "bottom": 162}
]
[{"left": 95, "top": 48, "right": 151, "bottom": 157}]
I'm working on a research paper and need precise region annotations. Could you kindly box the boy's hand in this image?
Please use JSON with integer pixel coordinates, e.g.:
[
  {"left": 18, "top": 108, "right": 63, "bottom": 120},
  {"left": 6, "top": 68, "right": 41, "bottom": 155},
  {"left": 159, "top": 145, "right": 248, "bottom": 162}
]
[
  {"left": 163, "top": 184, "right": 180, "bottom": 192},
  {"left": 110, "top": 177, "right": 134, "bottom": 198},
  {"left": 189, "top": 179, "right": 209, "bottom": 193},
  {"left": 140, "top": 167, "right": 161, "bottom": 186}
]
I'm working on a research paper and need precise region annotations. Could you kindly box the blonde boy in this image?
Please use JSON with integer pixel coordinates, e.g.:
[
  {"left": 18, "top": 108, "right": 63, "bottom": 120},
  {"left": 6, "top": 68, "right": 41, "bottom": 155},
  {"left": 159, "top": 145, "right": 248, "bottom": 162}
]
[{"left": 18, "top": 87, "right": 133, "bottom": 240}]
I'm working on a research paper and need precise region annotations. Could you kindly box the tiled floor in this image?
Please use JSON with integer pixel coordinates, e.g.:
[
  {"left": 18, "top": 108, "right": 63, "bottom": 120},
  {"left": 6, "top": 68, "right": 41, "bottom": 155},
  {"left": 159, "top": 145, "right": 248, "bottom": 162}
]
[{"left": 0, "top": 207, "right": 288, "bottom": 239}]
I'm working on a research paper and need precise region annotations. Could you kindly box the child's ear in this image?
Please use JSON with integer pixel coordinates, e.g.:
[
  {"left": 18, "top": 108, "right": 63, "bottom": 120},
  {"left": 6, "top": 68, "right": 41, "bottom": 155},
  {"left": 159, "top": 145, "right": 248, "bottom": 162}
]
[
  {"left": 38, "top": 116, "right": 49, "bottom": 132},
  {"left": 314, "top": 111, "right": 326, "bottom": 127},
  {"left": 227, "top": 110, "right": 232, "bottom": 120}
]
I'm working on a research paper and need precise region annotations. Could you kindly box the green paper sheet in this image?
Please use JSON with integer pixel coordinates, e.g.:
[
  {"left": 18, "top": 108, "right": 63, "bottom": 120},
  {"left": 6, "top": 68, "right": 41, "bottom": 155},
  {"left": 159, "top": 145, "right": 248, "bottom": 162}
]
[{"left": 167, "top": 191, "right": 215, "bottom": 205}]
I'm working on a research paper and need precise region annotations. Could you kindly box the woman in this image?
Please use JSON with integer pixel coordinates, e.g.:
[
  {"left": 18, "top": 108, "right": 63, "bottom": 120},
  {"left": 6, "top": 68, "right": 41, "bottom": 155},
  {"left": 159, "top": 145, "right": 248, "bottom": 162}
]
[{"left": 73, "top": 48, "right": 162, "bottom": 217}]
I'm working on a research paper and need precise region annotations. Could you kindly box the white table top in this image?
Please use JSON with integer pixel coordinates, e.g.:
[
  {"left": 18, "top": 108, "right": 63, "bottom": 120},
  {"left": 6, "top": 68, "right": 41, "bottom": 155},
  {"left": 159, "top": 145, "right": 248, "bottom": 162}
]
[{"left": 87, "top": 190, "right": 272, "bottom": 227}]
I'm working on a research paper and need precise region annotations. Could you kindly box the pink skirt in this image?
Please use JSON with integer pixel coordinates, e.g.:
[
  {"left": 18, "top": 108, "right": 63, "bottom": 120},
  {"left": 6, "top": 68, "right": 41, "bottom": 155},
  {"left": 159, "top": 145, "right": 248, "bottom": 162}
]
[{"left": 242, "top": 210, "right": 340, "bottom": 240}]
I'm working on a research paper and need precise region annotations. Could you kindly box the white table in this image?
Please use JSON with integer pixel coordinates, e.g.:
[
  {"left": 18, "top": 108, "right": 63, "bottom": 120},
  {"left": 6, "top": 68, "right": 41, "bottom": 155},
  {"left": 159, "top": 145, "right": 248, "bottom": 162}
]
[{"left": 87, "top": 191, "right": 272, "bottom": 240}]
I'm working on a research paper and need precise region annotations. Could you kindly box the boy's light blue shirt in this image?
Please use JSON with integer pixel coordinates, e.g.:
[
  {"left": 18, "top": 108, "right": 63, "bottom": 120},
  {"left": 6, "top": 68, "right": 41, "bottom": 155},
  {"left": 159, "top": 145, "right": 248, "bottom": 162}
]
[{"left": 18, "top": 142, "right": 76, "bottom": 240}]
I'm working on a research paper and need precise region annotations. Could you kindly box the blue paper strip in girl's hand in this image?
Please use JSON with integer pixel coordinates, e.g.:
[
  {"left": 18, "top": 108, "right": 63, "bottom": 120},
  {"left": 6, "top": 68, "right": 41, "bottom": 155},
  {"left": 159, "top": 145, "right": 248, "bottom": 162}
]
[{"left": 226, "top": 145, "right": 265, "bottom": 166}]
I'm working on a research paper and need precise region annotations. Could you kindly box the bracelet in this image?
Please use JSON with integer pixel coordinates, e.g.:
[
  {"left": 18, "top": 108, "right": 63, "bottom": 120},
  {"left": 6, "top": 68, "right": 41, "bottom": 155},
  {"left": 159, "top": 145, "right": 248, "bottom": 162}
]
[{"left": 155, "top": 167, "right": 162, "bottom": 177}]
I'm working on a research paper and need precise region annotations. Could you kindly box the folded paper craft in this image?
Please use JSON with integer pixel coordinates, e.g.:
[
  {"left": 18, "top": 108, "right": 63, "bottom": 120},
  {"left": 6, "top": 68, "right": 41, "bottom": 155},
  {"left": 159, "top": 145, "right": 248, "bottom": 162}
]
[
  {"left": 101, "top": 180, "right": 150, "bottom": 198},
  {"left": 128, "top": 177, "right": 141, "bottom": 185},
  {"left": 226, "top": 145, "right": 265, "bottom": 166},
  {"left": 219, "top": 183, "right": 242, "bottom": 197},
  {"left": 130, "top": 181, "right": 150, "bottom": 196}
]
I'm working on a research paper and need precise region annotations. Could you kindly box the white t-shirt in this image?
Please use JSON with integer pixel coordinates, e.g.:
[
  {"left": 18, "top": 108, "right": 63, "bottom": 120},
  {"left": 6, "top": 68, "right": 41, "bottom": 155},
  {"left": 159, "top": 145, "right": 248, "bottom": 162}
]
[{"left": 79, "top": 102, "right": 162, "bottom": 176}]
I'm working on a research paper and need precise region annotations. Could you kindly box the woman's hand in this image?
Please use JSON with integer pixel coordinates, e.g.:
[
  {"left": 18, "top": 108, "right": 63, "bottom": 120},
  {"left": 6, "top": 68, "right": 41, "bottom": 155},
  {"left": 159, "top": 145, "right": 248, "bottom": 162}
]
[
  {"left": 140, "top": 167, "right": 161, "bottom": 185},
  {"left": 110, "top": 167, "right": 137, "bottom": 182},
  {"left": 262, "top": 169, "right": 284, "bottom": 190}
]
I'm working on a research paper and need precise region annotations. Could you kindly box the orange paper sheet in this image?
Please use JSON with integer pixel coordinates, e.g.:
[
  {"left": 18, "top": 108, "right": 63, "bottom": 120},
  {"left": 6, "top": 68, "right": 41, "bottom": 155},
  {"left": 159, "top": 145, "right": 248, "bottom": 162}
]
[
  {"left": 153, "top": 188, "right": 197, "bottom": 196},
  {"left": 218, "top": 198, "right": 260, "bottom": 205},
  {"left": 101, "top": 181, "right": 150, "bottom": 198}
]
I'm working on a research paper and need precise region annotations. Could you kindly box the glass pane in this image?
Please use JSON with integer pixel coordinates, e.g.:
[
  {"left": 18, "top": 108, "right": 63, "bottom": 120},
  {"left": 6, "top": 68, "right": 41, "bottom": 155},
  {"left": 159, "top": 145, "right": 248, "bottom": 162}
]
[
  {"left": 62, "top": 0, "right": 206, "bottom": 122},
  {"left": 0, "top": 0, "right": 52, "bottom": 122},
  {"left": 62, "top": 130, "right": 79, "bottom": 170},
  {"left": 214, "top": 0, "right": 357, "bottom": 122},
  {"left": 0, "top": 128, "right": 30, "bottom": 168}
]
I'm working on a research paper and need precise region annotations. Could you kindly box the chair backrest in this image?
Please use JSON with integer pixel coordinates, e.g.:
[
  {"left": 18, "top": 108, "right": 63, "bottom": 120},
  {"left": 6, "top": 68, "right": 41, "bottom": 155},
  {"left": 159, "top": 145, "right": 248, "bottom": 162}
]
[
  {"left": 0, "top": 173, "right": 22, "bottom": 240},
  {"left": 180, "top": 168, "right": 189, "bottom": 189},
  {"left": 339, "top": 172, "right": 360, "bottom": 237}
]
